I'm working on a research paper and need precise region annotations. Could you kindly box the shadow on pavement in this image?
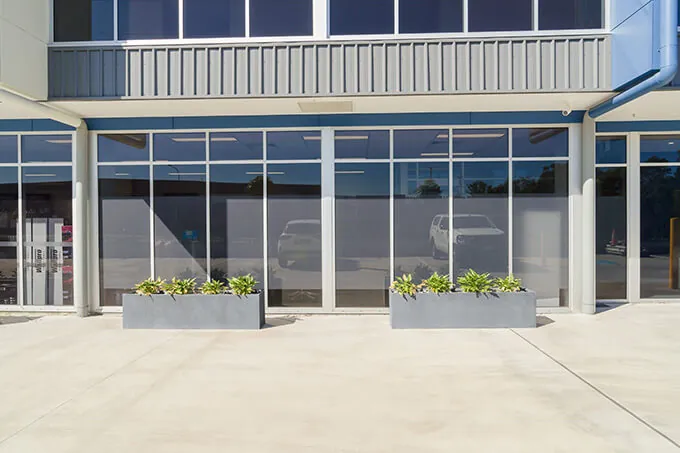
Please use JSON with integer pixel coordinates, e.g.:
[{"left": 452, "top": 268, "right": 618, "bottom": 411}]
[
  {"left": 536, "top": 316, "right": 555, "bottom": 327},
  {"left": 596, "top": 302, "right": 629, "bottom": 314},
  {"left": 0, "top": 316, "right": 40, "bottom": 326},
  {"left": 263, "top": 316, "right": 300, "bottom": 329}
]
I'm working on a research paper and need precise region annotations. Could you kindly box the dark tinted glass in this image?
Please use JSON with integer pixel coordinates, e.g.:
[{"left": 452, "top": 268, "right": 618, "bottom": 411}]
[
  {"left": 513, "top": 161, "right": 569, "bottom": 307},
  {"left": 184, "top": 0, "right": 245, "bottom": 38},
  {"left": 22, "top": 136, "right": 72, "bottom": 163},
  {"left": 154, "top": 133, "right": 205, "bottom": 162},
  {"left": 153, "top": 165, "right": 207, "bottom": 281},
  {"left": 0, "top": 136, "right": 17, "bottom": 163},
  {"left": 22, "top": 167, "right": 73, "bottom": 306},
  {"left": 267, "top": 131, "right": 321, "bottom": 160},
  {"left": 331, "top": 0, "right": 393, "bottom": 35},
  {"left": 54, "top": 0, "right": 114, "bottom": 41},
  {"left": 98, "top": 166, "right": 150, "bottom": 306},
  {"left": 335, "top": 130, "right": 389, "bottom": 159},
  {"left": 469, "top": 0, "right": 532, "bottom": 32},
  {"left": 596, "top": 137, "right": 627, "bottom": 164},
  {"left": 596, "top": 167, "right": 627, "bottom": 300},
  {"left": 453, "top": 129, "right": 508, "bottom": 158},
  {"left": 210, "top": 132, "right": 263, "bottom": 160},
  {"left": 118, "top": 0, "right": 179, "bottom": 40},
  {"left": 335, "top": 163, "right": 390, "bottom": 308},
  {"left": 513, "top": 128, "right": 568, "bottom": 158},
  {"left": 394, "top": 130, "right": 449, "bottom": 159},
  {"left": 210, "top": 165, "right": 263, "bottom": 285},
  {"left": 0, "top": 167, "right": 18, "bottom": 244},
  {"left": 98, "top": 134, "right": 149, "bottom": 162},
  {"left": 400, "top": 0, "right": 463, "bottom": 33},
  {"left": 640, "top": 166, "right": 680, "bottom": 298},
  {"left": 539, "top": 0, "right": 602, "bottom": 30},
  {"left": 640, "top": 135, "right": 680, "bottom": 163},
  {"left": 250, "top": 0, "right": 313, "bottom": 37}
]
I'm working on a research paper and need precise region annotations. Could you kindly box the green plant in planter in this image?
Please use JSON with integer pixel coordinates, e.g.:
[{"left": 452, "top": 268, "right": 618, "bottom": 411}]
[
  {"left": 200, "top": 279, "right": 226, "bottom": 295},
  {"left": 134, "top": 277, "right": 165, "bottom": 296},
  {"left": 457, "top": 269, "right": 493, "bottom": 294},
  {"left": 164, "top": 278, "right": 196, "bottom": 295},
  {"left": 391, "top": 274, "right": 418, "bottom": 297},
  {"left": 421, "top": 272, "right": 453, "bottom": 294},
  {"left": 228, "top": 274, "right": 258, "bottom": 296},
  {"left": 494, "top": 274, "right": 522, "bottom": 293}
]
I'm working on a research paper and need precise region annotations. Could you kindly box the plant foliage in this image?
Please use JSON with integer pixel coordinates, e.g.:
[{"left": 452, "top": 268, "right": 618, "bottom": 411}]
[
  {"left": 494, "top": 274, "right": 522, "bottom": 293},
  {"left": 200, "top": 279, "right": 226, "bottom": 295},
  {"left": 164, "top": 277, "right": 196, "bottom": 295},
  {"left": 228, "top": 274, "right": 258, "bottom": 296},
  {"left": 134, "top": 277, "right": 165, "bottom": 296},
  {"left": 457, "top": 270, "right": 493, "bottom": 294},
  {"left": 391, "top": 274, "right": 418, "bottom": 297},
  {"left": 421, "top": 272, "right": 453, "bottom": 294}
]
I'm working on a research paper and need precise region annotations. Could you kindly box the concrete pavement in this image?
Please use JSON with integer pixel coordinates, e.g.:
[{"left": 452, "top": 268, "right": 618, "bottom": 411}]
[{"left": 0, "top": 304, "right": 679, "bottom": 452}]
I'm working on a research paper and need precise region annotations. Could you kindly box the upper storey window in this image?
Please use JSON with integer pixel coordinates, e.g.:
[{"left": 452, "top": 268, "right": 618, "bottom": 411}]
[{"left": 53, "top": 0, "right": 603, "bottom": 43}]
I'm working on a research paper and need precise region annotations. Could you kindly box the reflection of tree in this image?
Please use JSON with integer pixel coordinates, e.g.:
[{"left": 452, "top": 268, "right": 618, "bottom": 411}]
[
  {"left": 415, "top": 179, "right": 442, "bottom": 197},
  {"left": 513, "top": 164, "right": 557, "bottom": 194},
  {"left": 246, "top": 176, "right": 273, "bottom": 196},
  {"left": 467, "top": 180, "right": 508, "bottom": 195},
  {"left": 597, "top": 167, "right": 625, "bottom": 196},
  {"left": 640, "top": 160, "right": 680, "bottom": 243}
]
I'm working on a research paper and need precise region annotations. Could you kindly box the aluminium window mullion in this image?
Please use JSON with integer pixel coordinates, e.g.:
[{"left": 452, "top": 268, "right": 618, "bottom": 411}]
[
  {"left": 16, "top": 136, "right": 23, "bottom": 307},
  {"left": 149, "top": 135, "right": 155, "bottom": 279},
  {"left": 508, "top": 128, "right": 514, "bottom": 276},
  {"left": 389, "top": 129, "right": 395, "bottom": 284},
  {"left": 245, "top": 0, "right": 251, "bottom": 37},
  {"left": 178, "top": 0, "right": 184, "bottom": 39},
  {"left": 205, "top": 132, "right": 211, "bottom": 281},
  {"left": 113, "top": 0, "right": 119, "bottom": 41},
  {"left": 533, "top": 0, "right": 539, "bottom": 31}
]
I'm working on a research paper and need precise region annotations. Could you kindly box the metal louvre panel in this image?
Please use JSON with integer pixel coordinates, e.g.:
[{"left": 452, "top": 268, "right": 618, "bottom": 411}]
[{"left": 48, "top": 36, "right": 611, "bottom": 99}]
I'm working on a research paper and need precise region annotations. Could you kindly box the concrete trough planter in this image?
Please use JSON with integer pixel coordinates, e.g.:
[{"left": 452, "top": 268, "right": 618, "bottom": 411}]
[
  {"left": 122, "top": 293, "right": 265, "bottom": 330},
  {"left": 389, "top": 291, "right": 537, "bottom": 329}
]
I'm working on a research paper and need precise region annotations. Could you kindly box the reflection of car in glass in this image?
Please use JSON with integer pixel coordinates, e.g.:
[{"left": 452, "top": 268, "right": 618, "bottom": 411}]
[
  {"left": 429, "top": 214, "right": 505, "bottom": 259},
  {"left": 604, "top": 241, "right": 650, "bottom": 257},
  {"left": 277, "top": 220, "right": 321, "bottom": 268}
]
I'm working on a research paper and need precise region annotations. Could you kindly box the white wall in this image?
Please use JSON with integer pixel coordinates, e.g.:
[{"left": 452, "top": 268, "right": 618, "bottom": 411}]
[{"left": 0, "top": 0, "right": 49, "bottom": 100}]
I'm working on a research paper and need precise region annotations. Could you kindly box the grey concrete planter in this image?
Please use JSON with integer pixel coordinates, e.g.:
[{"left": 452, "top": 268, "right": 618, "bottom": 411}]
[
  {"left": 390, "top": 291, "right": 537, "bottom": 329},
  {"left": 122, "top": 293, "right": 265, "bottom": 330}
]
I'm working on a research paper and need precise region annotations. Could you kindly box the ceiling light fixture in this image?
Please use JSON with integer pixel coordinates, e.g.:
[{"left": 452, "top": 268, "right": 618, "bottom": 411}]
[
  {"left": 171, "top": 137, "right": 206, "bottom": 143},
  {"left": 335, "top": 170, "right": 365, "bottom": 174},
  {"left": 167, "top": 172, "right": 206, "bottom": 176},
  {"left": 210, "top": 137, "right": 238, "bottom": 142},
  {"left": 452, "top": 133, "right": 505, "bottom": 139},
  {"left": 335, "top": 135, "right": 369, "bottom": 141},
  {"left": 114, "top": 173, "right": 130, "bottom": 176},
  {"left": 453, "top": 153, "right": 475, "bottom": 156},
  {"left": 421, "top": 152, "right": 448, "bottom": 157},
  {"left": 246, "top": 172, "right": 264, "bottom": 175},
  {"left": 303, "top": 136, "right": 321, "bottom": 141},
  {"left": 24, "top": 173, "right": 57, "bottom": 177},
  {"left": 45, "top": 139, "right": 72, "bottom": 144}
]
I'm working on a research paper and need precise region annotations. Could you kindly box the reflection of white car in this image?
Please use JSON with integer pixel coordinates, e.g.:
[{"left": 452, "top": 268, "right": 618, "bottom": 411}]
[
  {"left": 277, "top": 220, "right": 321, "bottom": 268},
  {"left": 429, "top": 214, "right": 505, "bottom": 259}
]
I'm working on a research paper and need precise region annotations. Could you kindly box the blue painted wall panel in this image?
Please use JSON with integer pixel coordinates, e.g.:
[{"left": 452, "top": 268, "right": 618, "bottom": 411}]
[{"left": 611, "top": 0, "right": 658, "bottom": 90}]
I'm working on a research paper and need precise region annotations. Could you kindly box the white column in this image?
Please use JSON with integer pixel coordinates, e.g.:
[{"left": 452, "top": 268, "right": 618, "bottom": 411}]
[
  {"left": 569, "top": 124, "right": 583, "bottom": 312},
  {"left": 73, "top": 123, "right": 90, "bottom": 317},
  {"left": 313, "top": 0, "right": 329, "bottom": 39},
  {"left": 581, "top": 116, "right": 596, "bottom": 314},
  {"left": 321, "top": 128, "right": 335, "bottom": 311}
]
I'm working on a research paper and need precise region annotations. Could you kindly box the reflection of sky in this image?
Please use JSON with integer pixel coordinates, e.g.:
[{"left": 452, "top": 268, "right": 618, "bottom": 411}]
[
  {"left": 596, "top": 137, "right": 626, "bottom": 164},
  {"left": 267, "top": 164, "right": 320, "bottom": 185},
  {"left": 640, "top": 136, "right": 680, "bottom": 163},
  {"left": 395, "top": 162, "right": 449, "bottom": 196},
  {"left": 336, "top": 163, "right": 389, "bottom": 197}
]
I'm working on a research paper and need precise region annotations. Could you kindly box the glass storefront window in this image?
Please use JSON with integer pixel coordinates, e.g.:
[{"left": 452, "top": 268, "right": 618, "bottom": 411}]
[
  {"left": 98, "top": 134, "right": 149, "bottom": 162},
  {"left": 184, "top": 0, "right": 245, "bottom": 38},
  {"left": 118, "top": 0, "right": 179, "bottom": 40},
  {"left": 267, "top": 163, "right": 322, "bottom": 307},
  {"left": 98, "top": 166, "right": 150, "bottom": 306},
  {"left": 210, "top": 132, "right": 263, "bottom": 161},
  {"left": 153, "top": 164, "right": 207, "bottom": 281},
  {"left": 640, "top": 166, "right": 680, "bottom": 299},
  {"left": 453, "top": 162, "right": 509, "bottom": 277},
  {"left": 154, "top": 133, "right": 206, "bottom": 162},
  {"left": 453, "top": 129, "right": 508, "bottom": 159},
  {"left": 596, "top": 167, "right": 627, "bottom": 300},
  {"left": 250, "top": 0, "right": 313, "bottom": 37},
  {"left": 0, "top": 136, "right": 18, "bottom": 164},
  {"left": 394, "top": 162, "right": 450, "bottom": 281},
  {"left": 22, "top": 136, "right": 72, "bottom": 163},
  {"left": 210, "top": 164, "right": 264, "bottom": 285},
  {"left": 394, "top": 130, "right": 449, "bottom": 159},
  {"left": 54, "top": 0, "right": 114, "bottom": 42},
  {"left": 334, "top": 130, "right": 389, "bottom": 159},
  {"left": 596, "top": 137, "right": 627, "bottom": 165},
  {"left": 22, "top": 167, "right": 73, "bottom": 306},
  {"left": 468, "top": 0, "right": 532, "bottom": 32},
  {"left": 513, "top": 161, "right": 569, "bottom": 307},
  {"left": 335, "top": 163, "right": 390, "bottom": 307},
  {"left": 399, "top": 0, "right": 463, "bottom": 34},
  {"left": 267, "top": 131, "right": 321, "bottom": 160},
  {"left": 513, "top": 128, "right": 568, "bottom": 158},
  {"left": 0, "top": 167, "right": 18, "bottom": 305},
  {"left": 330, "top": 0, "right": 394, "bottom": 35},
  {"left": 640, "top": 135, "right": 680, "bottom": 163},
  {"left": 539, "top": 0, "right": 602, "bottom": 30}
]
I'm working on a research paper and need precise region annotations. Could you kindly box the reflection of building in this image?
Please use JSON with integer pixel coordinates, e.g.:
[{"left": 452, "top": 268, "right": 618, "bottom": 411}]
[{"left": 0, "top": 0, "right": 678, "bottom": 313}]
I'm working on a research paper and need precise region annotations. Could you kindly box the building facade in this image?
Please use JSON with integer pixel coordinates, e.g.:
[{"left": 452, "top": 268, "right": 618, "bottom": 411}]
[{"left": 0, "top": 0, "right": 676, "bottom": 315}]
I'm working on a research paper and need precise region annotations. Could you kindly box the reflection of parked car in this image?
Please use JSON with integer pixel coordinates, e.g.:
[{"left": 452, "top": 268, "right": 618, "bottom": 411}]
[
  {"left": 429, "top": 214, "right": 505, "bottom": 259},
  {"left": 277, "top": 220, "right": 321, "bottom": 268},
  {"left": 605, "top": 241, "right": 650, "bottom": 257}
]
